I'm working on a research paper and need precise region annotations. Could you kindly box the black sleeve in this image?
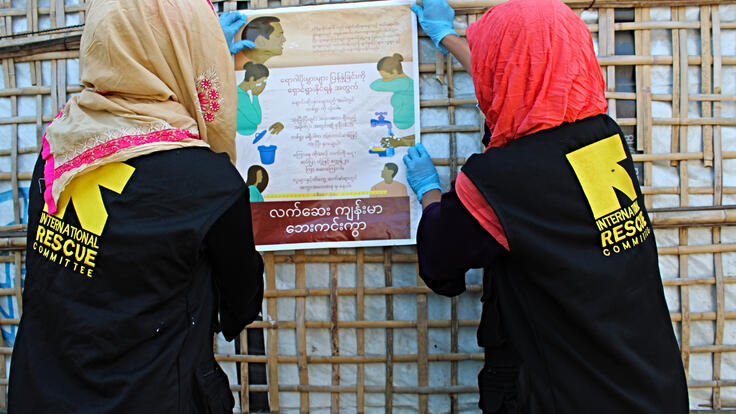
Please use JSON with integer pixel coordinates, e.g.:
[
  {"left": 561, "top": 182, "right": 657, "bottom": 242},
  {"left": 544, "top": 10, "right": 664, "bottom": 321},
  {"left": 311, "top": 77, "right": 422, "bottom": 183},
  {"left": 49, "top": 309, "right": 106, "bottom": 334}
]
[
  {"left": 204, "top": 192, "right": 264, "bottom": 341},
  {"left": 416, "top": 185, "right": 503, "bottom": 297}
]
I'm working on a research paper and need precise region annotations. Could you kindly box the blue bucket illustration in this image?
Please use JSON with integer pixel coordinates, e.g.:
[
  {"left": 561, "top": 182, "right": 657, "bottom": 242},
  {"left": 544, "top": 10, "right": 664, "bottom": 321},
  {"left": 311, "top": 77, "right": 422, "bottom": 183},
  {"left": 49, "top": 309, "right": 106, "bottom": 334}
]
[{"left": 258, "top": 145, "right": 277, "bottom": 165}]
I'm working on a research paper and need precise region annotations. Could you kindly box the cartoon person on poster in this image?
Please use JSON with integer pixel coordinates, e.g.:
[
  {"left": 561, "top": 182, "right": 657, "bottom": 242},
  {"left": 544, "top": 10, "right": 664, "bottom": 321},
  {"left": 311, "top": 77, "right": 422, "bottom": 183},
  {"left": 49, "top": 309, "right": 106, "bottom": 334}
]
[
  {"left": 237, "top": 63, "right": 284, "bottom": 136},
  {"left": 236, "top": 17, "right": 285, "bottom": 140},
  {"left": 371, "top": 162, "right": 408, "bottom": 198},
  {"left": 235, "top": 16, "right": 286, "bottom": 68},
  {"left": 245, "top": 165, "right": 269, "bottom": 202},
  {"left": 370, "top": 53, "right": 415, "bottom": 128}
]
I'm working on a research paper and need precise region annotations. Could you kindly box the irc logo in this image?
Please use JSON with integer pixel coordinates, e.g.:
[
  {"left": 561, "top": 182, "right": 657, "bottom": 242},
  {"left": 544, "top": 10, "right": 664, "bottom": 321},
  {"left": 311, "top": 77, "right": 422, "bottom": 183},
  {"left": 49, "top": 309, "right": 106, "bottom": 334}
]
[
  {"left": 43, "top": 162, "right": 135, "bottom": 236},
  {"left": 566, "top": 134, "right": 650, "bottom": 256},
  {"left": 566, "top": 134, "right": 637, "bottom": 219}
]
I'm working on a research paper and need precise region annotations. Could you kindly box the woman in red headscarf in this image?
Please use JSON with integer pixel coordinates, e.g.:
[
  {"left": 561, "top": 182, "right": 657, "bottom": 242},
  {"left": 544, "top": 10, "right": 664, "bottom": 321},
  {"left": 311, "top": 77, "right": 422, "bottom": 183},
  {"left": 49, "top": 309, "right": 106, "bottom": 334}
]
[{"left": 407, "top": 0, "right": 688, "bottom": 412}]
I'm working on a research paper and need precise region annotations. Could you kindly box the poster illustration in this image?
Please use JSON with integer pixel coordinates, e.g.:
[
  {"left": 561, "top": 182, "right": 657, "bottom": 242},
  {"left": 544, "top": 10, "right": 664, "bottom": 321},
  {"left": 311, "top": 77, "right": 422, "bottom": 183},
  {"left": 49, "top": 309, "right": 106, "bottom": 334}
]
[{"left": 233, "top": 1, "right": 420, "bottom": 250}]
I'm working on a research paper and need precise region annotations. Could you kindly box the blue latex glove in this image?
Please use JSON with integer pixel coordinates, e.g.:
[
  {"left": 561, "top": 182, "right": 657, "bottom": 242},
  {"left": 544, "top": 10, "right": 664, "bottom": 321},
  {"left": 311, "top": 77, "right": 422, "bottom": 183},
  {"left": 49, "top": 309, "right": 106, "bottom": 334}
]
[
  {"left": 411, "top": 0, "right": 459, "bottom": 54},
  {"left": 219, "top": 12, "right": 256, "bottom": 55},
  {"left": 403, "top": 143, "right": 442, "bottom": 203}
]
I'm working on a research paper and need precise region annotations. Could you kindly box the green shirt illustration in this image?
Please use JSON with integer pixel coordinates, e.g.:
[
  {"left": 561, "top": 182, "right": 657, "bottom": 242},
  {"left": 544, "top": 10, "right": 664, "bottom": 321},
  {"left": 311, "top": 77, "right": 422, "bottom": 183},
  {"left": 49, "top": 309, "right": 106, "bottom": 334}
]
[
  {"left": 237, "top": 87, "right": 262, "bottom": 136},
  {"left": 370, "top": 77, "right": 414, "bottom": 130},
  {"left": 248, "top": 185, "right": 264, "bottom": 202}
]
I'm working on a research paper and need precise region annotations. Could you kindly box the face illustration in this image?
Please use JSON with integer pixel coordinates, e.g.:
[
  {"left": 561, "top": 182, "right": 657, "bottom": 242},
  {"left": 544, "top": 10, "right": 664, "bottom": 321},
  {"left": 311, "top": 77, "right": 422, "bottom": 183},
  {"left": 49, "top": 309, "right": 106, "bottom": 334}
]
[
  {"left": 255, "top": 169, "right": 263, "bottom": 185},
  {"left": 381, "top": 166, "right": 394, "bottom": 182},
  {"left": 257, "top": 22, "right": 285, "bottom": 57},
  {"left": 378, "top": 69, "right": 402, "bottom": 82},
  {"left": 242, "top": 76, "right": 268, "bottom": 96},
  {"left": 235, "top": 21, "right": 286, "bottom": 67}
]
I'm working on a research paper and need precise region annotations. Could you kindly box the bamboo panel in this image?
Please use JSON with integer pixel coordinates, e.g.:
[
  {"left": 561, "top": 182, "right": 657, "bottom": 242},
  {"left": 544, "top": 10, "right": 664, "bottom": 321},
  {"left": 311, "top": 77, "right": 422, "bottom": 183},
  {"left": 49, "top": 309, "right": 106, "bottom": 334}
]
[
  {"left": 264, "top": 252, "right": 280, "bottom": 412},
  {"left": 675, "top": 5, "right": 692, "bottom": 378},
  {"left": 0, "top": 1, "right": 733, "bottom": 413}
]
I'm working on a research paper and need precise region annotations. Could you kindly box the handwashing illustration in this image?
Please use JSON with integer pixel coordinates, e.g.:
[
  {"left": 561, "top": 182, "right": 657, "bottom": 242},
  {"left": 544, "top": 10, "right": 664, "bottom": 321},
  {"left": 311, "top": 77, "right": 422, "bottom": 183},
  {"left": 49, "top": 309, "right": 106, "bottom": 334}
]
[
  {"left": 237, "top": 62, "right": 284, "bottom": 165},
  {"left": 369, "top": 53, "right": 414, "bottom": 130},
  {"left": 368, "top": 112, "right": 395, "bottom": 157},
  {"left": 257, "top": 144, "right": 277, "bottom": 165},
  {"left": 371, "top": 112, "right": 393, "bottom": 136}
]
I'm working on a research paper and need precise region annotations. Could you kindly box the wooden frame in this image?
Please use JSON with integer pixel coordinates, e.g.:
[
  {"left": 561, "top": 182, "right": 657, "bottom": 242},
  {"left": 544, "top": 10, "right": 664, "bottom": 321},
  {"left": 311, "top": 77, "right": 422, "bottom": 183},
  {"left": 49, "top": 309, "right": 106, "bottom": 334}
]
[{"left": 0, "top": 0, "right": 733, "bottom": 412}]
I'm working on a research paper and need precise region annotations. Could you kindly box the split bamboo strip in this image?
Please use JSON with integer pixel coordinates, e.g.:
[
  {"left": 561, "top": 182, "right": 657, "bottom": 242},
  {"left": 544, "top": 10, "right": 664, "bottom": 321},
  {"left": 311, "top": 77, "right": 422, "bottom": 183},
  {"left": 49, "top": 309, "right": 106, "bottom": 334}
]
[
  {"left": 295, "top": 250, "right": 309, "bottom": 413},
  {"left": 215, "top": 352, "right": 487, "bottom": 365},
  {"left": 710, "top": 12, "right": 724, "bottom": 407},
  {"left": 233, "top": 383, "right": 482, "bottom": 395},
  {"left": 329, "top": 248, "right": 340, "bottom": 412},
  {"left": 671, "top": 7, "right": 681, "bottom": 165},
  {"left": 712, "top": 5, "right": 723, "bottom": 205},
  {"left": 5, "top": 50, "right": 20, "bottom": 410},
  {"left": 239, "top": 329, "right": 250, "bottom": 414},
  {"left": 713, "top": 225, "right": 725, "bottom": 410},
  {"left": 416, "top": 263, "right": 429, "bottom": 413},
  {"left": 637, "top": 8, "right": 654, "bottom": 208},
  {"left": 701, "top": 6, "right": 713, "bottom": 167},
  {"left": 676, "top": 5, "right": 691, "bottom": 378},
  {"left": 600, "top": 8, "right": 616, "bottom": 119},
  {"left": 265, "top": 252, "right": 280, "bottom": 412},
  {"left": 356, "top": 248, "right": 365, "bottom": 414},
  {"left": 383, "top": 247, "right": 394, "bottom": 413}
]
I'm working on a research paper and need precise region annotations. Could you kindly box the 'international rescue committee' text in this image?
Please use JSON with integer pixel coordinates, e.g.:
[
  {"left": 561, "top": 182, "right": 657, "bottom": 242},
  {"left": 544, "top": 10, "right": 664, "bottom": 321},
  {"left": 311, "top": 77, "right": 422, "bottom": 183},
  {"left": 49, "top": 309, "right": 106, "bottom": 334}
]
[
  {"left": 596, "top": 199, "right": 651, "bottom": 256},
  {"left": 33, "top": 211, "right": 99, "bottom": 277}
]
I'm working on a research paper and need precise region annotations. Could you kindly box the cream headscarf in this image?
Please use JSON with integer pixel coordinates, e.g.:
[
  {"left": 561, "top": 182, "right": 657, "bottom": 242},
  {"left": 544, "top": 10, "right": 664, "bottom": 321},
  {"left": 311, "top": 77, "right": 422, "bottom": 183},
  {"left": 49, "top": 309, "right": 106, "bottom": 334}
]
[{"left": 42, "top": 0, "right": 236, "bottom": 213}]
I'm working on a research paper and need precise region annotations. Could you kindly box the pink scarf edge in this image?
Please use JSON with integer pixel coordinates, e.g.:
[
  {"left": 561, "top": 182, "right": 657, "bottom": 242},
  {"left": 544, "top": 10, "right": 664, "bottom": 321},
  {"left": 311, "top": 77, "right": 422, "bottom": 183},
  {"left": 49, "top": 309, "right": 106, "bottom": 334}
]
[{"left": 42, "top": 125, "right": 199, "bottom": 214}]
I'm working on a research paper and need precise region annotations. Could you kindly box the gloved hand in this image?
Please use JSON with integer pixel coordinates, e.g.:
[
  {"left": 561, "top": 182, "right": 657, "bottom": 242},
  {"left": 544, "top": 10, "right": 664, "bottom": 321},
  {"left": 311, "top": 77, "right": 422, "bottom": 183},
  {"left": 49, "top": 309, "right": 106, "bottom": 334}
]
[
  {"left": 219, "top": 12, "right": 256, "bottom": 55},
  {"left": 403, "top": 143, "right": 442, "bottom": 202},
  {"left": 411, "top": 0, "right": 459, "bottom": 54}
]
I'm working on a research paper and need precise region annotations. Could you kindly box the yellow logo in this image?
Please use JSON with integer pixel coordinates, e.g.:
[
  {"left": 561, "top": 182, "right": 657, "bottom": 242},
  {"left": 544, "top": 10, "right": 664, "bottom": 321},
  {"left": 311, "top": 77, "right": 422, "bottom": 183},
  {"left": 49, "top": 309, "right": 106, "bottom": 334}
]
[
  {"left": 44, "top": 162, "right": 135, "bottom": 235},
  {"left": 566, "top": 134, "right": 650, "bottom": 256},
  {"left": 566, "top": 134, "right": 637, "bottom": 219},
  {"left": 34, "top": 162, "right": 135, "bottom": 277}
]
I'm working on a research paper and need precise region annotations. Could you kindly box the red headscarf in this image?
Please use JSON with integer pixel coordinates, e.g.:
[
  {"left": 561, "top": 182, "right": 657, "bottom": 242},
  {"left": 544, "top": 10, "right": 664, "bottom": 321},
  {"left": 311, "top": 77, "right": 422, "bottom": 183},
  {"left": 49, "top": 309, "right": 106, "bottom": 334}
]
[
  {"left": 456, "top": 0, "right": 608, "bottom": 250},
  {"left": 466, "top": 0, "right": 607, "bottom": 148}
]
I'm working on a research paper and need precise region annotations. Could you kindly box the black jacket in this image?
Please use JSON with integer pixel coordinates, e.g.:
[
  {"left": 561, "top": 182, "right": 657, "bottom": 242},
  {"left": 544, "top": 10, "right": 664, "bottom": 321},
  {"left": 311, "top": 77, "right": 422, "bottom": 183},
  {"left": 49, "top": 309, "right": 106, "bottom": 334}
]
[
  {"left": 9, "top": 147, "right": 263, "bottom": 413},
  {"left": 461, "top": 115, "right": 688, "bottom": 413}
]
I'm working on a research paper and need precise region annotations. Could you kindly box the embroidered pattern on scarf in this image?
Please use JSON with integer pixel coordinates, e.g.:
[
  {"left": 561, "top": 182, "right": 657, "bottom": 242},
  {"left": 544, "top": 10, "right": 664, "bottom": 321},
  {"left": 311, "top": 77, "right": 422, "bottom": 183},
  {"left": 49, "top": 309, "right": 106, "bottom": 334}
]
[
  {"left": 54, "top": 127, "right": 199, "bottom": 178},
  {"left": 53, "top": 121, "right": 184, "bottom": 167},
  {"left": 196, "top": 67, "right": 222, "bottom": 123}
]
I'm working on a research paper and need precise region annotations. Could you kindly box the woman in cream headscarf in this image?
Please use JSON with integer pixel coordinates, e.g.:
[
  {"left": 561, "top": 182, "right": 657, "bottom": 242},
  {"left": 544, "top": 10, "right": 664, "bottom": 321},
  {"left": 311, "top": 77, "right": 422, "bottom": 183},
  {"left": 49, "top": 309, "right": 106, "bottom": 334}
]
[{"left": 9, "top": 1, "right": 263, "bottom": 412}]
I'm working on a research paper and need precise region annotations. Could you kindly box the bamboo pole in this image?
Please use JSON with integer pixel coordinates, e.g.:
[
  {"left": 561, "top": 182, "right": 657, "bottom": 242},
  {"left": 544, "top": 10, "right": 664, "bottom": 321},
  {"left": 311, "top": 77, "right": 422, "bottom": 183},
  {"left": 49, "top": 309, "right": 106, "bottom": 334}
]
[
  {"left": 295, "top": 250, "right": 309, "bottom": 413},
  {"left": 356, "top": 248, "right": 365, "bottom": 414},
  {"left": 383, "top": 247, "right": 394, "bottom": 413},
  {"left": 265, "top": 252, "right": 281, "bottom": 413},
  {"left": 329, "top": 248, "right": 340, "bottom": 413}
]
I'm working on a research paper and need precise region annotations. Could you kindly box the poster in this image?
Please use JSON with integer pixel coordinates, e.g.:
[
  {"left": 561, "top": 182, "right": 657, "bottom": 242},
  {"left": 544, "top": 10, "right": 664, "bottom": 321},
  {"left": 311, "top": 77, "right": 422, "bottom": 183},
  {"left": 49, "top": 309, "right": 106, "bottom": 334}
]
[{"left": 233, "top": 1, "right": 421, "bottom": 251}]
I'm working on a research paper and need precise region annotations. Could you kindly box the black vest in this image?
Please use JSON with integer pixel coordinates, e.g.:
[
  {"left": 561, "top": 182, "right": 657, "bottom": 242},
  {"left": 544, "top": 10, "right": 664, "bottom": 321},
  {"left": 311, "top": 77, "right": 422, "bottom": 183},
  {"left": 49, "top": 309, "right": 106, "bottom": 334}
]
[
  {"left": 462, "top": 115, "right": 688, "bottom": 413},
  {"left": 10, "top": 148, "right": 245, "bottom": 413}
]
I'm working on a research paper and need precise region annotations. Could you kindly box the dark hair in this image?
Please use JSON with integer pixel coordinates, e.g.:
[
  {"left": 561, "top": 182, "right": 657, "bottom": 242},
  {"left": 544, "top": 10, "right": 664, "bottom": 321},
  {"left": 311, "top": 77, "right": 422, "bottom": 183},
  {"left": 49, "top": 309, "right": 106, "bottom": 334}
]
[
  {"left": 242, "top": 16, "right": 281, "bottom": 42},
  {"left": 246, "top": 165, "right": 269, "bottom": 192},
  {"left": 243, "top": 62, "right": 269, "bottom": 81},
  {"left": 384, "top": 162, "right": 399, "bottom": 178},
  {"left": 377, "top": 53, "right": 404, "bottom": 74}
]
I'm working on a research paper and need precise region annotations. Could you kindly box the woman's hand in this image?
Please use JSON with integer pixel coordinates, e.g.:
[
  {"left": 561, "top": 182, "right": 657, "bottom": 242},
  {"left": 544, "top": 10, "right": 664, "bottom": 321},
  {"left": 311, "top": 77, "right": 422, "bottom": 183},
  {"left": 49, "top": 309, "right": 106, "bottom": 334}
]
[
  {"left": 403, "top": 143, "right": 442, "bottom": 204},
  {"left": 411, "top": 0, "right": 459, "bottom": 54},
  {"left": 219, "top": 12, "right": 256, "bottom": 55}
]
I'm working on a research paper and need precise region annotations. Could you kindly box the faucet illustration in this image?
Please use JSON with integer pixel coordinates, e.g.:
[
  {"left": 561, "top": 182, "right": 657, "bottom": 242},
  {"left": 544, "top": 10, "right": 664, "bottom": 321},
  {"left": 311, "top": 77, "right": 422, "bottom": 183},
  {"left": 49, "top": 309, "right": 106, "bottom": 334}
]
[{"left": 370, "top": 112, "right": 393, "bottom": 137}]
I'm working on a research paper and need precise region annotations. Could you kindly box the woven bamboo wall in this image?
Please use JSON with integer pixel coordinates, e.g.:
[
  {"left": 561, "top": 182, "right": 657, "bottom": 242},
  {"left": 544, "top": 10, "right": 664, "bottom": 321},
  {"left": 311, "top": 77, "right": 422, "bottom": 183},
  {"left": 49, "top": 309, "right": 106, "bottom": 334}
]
[{"left": 0, "top": 0, "right": 734, "bottom": 412}]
